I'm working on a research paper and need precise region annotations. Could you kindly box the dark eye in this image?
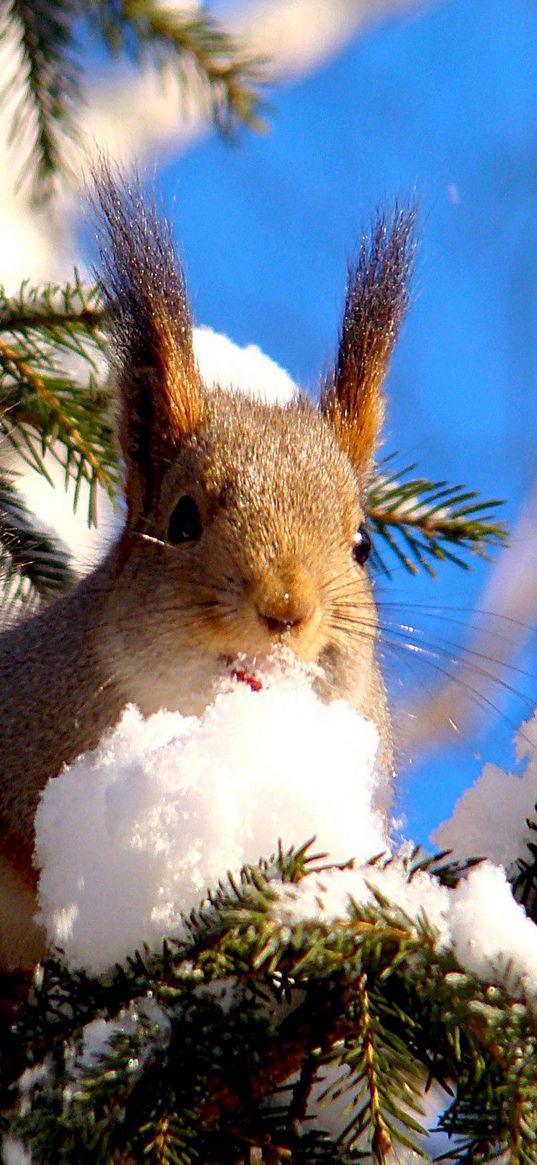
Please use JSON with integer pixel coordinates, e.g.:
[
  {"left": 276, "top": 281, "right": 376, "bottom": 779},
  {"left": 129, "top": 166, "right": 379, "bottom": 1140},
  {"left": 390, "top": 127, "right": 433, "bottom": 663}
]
[
  {"left": 352, "top": 523, "right": 371, "bottom": 566},
  {"left": 167, "top": 496, "right": 202, "bottom": 544}
]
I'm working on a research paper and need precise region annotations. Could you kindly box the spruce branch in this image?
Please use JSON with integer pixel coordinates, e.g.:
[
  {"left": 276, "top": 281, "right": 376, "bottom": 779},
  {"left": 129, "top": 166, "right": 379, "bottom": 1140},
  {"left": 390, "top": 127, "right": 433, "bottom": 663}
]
[
  {"left": 512, "top": 809, "right": 537, "bottom": 926},
  {"left": 0, "top": 1, "right": 266, "bottom": 196},
  {"left": 87, "top": 0, "right": 267, "bottom": 137},
  {"left": 0, "top": 277, "right": 118, "bottom": 525},
  {"left": 0, "top": 273, "right": 107, "bottom": 337},
  {"left": 0, "top": 0, "right": 79, "bottom": 197},
  {"left": 0, "top": 468, "right": 75, "bottom": 612},
  {"left": 8, "top": 846, "right": 537, "bottom": 1164},
  {"left": 367, "top": 458, "right": 507, "bottom": 577}
]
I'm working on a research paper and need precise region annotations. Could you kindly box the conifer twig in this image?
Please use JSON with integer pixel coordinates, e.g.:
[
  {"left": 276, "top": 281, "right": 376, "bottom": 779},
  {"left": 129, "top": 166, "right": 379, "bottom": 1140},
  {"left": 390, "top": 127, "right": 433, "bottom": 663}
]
[
  {"left": 0, "top": 0, "right": 79, "bottom": 196},
  {"left": 90, "top": 0, "right": 267, "bottom": 137},
  {"left": 0, "top": 275, "right": 106, "bottom": 335},
  {"left": 368, "top": 457, "right": 507, "bottom": 576},
  {"left": 9, "top": 847, "right": 537, "bottom": 1164},
  {"left": 0, "top": 469, "right": 74, "bottom": 612},
  {"left": 0, "top": 278, "right": 117, "bottom": 528},
  {"left": 0, "top": 0, "right": 266, "bottom": 197}
]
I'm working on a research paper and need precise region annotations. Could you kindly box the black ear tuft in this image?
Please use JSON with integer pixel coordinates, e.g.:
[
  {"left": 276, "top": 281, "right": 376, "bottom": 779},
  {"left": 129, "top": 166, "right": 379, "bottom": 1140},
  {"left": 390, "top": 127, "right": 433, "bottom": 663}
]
[
  {"left": 92, "top": 158, "right": 203, "bottom": 522},
  {"left": 321, "top": 204, "right": 417, "bottom": 476}
]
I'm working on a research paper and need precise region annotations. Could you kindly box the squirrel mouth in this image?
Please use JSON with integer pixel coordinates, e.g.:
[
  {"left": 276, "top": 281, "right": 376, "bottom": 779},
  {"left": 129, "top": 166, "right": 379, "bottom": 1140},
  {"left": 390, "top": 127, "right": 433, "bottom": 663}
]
[
  {"left": 218, "top": 647, "right": 321, "bottom": 693},
  {"left": 219, "top": 653, "right": 264, "bottom": 691}
]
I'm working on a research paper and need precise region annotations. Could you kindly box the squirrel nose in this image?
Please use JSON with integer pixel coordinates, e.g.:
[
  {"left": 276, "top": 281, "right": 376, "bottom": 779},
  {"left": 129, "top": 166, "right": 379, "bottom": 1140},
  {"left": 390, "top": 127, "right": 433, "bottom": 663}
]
[{"left": 254, "top": 565, "right": 317, "bottom": 633}]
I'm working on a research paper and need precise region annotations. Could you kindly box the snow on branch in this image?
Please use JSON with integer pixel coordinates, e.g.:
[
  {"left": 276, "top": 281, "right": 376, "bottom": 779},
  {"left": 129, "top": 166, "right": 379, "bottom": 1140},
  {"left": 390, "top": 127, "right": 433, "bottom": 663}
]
[{"left": 7, "top": 661, "right": 535, "bottom": 1161}]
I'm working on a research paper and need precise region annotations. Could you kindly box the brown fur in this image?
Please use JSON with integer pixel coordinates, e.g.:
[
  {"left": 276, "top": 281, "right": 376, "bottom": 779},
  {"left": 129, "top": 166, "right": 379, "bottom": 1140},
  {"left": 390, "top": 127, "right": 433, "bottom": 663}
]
[
  {"left": 93, "top": 160, "right": 204, "bottom": 522},
  {"left": 0, "top": 170, "right": 415, "bottom": 971},
  {"left": 321, "top": 207, "right": 416, "bottom": 472}
]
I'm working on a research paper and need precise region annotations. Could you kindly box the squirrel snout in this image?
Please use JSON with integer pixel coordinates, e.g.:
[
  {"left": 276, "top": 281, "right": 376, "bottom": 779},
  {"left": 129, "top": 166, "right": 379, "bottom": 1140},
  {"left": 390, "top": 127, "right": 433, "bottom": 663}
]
[{"left": 253, "top": 564, "right": 317, "bottom": 635}]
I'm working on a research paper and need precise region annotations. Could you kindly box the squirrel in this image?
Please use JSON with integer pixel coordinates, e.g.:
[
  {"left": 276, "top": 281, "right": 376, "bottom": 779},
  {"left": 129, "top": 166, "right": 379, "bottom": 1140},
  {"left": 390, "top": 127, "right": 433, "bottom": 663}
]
[{"left": 0, "top": 164, "right": 415, "bottom": 972}]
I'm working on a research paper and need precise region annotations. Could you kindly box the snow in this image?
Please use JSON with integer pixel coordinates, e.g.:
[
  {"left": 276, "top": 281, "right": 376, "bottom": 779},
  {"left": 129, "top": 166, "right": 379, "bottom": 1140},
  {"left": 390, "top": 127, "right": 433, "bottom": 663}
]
[
  {"left": 35, "top": 665, "right": 384, "bottom": 974},
  {"left": 33, "top": 634, "right": 537, "bottom": 995},
  {"left": 271, "top": 851, "right": 537, "bottom": 997},
  {"left": 269, "top": 710, "right": 537, "bottom": 998},
  {"left": 1, "top": 1140, "right": 31, "bottom": 1165},
  {"left": 449, "top": 862, "right": 537, "bottom": 991},
  {"left": 34, "top": 654, "right": 537, "bottom": 997},
  {"left": 433, "top": 711, "right": 537, "bottom": 870},
  {"left": 271, "top": 857, "right": 451, "bottom": 939},
  {"left": 194, "top": 325, "right": 298, "bottom": 404},
  {"left": 74, "top": 996, "right": 170, "bottom": 1073}
]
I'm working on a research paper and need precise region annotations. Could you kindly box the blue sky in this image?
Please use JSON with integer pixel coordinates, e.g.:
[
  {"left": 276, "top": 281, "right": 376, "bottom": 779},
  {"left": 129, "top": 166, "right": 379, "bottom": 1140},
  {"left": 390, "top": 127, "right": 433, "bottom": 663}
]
[{"left": 86, "top": 0, "right": 537, "bottom": 843}]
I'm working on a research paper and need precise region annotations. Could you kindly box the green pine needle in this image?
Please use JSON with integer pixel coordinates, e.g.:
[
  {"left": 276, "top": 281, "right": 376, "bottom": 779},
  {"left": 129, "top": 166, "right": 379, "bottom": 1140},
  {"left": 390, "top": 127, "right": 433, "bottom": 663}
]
[
  {"left": 368, "top": 457, "right": 507, "bottom": 577},
  {"left": 0, "top": 0, "right": 79, "bottom": 197},
  {"left": 0, "top": 469, "right": 75, "bottom": 612},
  {"left": 8, "top": 845, "right": 537, "bottom": 1164},
  {"left": 88, "top": 0, "right": 267, "bottom": 137},
  {"left": 0, "top": 0, "right": 266, "bottom": 197},
  {"left": 0, "top": 276, "right": 118, "bottom": 526},
  {"left": 0, "top": 272, "right": 106, "bottom": 339}
]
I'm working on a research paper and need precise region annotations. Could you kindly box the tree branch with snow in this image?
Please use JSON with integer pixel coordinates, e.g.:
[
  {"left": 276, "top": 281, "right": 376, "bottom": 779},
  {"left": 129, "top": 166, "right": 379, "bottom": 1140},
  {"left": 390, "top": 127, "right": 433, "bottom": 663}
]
[{"left": 2, "top": 674, "right": 537, "bottom": 1163}]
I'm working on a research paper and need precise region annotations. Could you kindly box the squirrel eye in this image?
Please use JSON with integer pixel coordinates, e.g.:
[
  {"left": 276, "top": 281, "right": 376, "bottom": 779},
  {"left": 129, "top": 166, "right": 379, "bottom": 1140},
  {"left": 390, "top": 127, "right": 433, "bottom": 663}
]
[
  {"left": 167, "top": 495, "right": 202, "bottom": 544},
  {"left": 352, "top": 523, "right": 371, "bottom": 566}
]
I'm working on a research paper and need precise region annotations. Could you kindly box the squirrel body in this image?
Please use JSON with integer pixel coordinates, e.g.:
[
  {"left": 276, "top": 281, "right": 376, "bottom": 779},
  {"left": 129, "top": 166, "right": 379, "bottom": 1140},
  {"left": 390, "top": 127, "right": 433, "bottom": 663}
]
[{"left": 0, "top": 168, "right": 415, "bottom": 970}]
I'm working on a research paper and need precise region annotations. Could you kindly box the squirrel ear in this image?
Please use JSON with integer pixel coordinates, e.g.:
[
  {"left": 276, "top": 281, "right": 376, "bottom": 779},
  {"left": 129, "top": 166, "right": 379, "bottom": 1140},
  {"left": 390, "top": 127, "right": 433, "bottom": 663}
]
[
  {"left": 321, "top": 206, "right": 416, "bottom": 476},
  {"left": 92, "top": 160, "right": 203, "bottom": 524}
]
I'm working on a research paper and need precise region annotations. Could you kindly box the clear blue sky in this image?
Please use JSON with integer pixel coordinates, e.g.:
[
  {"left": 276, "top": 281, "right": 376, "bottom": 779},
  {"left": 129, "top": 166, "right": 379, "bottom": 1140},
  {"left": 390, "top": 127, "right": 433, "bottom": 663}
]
[{"left": 107, "top": 0, "right": 537, "bottom": 842}]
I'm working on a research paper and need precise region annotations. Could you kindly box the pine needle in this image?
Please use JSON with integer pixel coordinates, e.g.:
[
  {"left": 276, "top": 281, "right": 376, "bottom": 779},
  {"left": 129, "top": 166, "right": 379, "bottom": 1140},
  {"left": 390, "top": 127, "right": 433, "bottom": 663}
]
[{"left": 368, "top": 457, "right": 507, "bottom": 577}]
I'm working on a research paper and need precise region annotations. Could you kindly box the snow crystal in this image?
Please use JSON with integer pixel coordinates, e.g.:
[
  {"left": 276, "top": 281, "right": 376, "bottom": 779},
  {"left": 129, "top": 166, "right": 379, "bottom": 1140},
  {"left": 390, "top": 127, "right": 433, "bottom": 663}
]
[
  {"left": 35, "top": 670, "right": 384, "bottom": 973},
  {"left": 433, "top": 710, "right": 537, "bottom": 869},
  {"left": 61, "top": 996, "right": 172, "bottom": 1110},
  {"left": 77, "top": 996, "right": 170, "bottom": 1071}
]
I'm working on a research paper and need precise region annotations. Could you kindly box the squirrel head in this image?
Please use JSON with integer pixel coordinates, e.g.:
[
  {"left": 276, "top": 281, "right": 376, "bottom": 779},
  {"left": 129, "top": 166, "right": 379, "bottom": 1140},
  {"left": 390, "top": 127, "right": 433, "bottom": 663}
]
[{"left": 93, "top": 164, "right": 415, "bottom": 733}]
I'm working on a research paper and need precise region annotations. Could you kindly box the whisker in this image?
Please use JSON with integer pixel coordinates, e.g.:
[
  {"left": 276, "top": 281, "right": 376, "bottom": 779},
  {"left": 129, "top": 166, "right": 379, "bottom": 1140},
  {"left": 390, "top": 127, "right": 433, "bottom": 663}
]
[
  {"left": 338, "top": 612, "right": 535, "bottom": 698},
  {"left": 378, "top": 634, "right": 536, "bottom": 729}
]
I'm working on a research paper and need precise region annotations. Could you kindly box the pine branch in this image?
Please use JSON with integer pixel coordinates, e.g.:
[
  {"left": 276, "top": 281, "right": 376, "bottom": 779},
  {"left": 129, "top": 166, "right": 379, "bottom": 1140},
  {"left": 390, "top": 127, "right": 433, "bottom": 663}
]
[
  {"left": 367, "top": 457, "right": 507, "bottom": 577},
  {"left": 333, "top": 974, "right": 402, "bottom": 1161},
  {"left": 0, "top": 469, "right": 75, "bottom": 614},
  {"left": 0, "top": 3, "right": 265, "bottom": 196},
  {"left": 0, "top": 277, "right": 118, "bottom": 525},
  {"left": 0, "top": 0, "right": 79, "bottom": 197},
  {"left": 0, "top": 274, "right": 107, "bottom": 336},
  {"left": 85, "top": 0, "right": 267, "bottom": 137},
  {"left": 512, "top": 810, "right": 537, "bottom": 925},
  {"left": 7, "top": 847, "right": 537, "bottom": 1164},
  {"left": 437, "top": 1010, "right": 537, "bottom": 1164}
]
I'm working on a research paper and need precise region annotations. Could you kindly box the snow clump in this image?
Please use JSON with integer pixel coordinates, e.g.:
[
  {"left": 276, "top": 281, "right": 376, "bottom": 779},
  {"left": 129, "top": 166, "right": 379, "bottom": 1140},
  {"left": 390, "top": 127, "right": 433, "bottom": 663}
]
[
  {"left": 35, "top": 668, "right": 384, "bottom": 974},
  {"left": 434, "top": 710, "right": 537, "bottom": 870},
  {"left": 34, "top": 672, "right": 537, "bottom": 996}
]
